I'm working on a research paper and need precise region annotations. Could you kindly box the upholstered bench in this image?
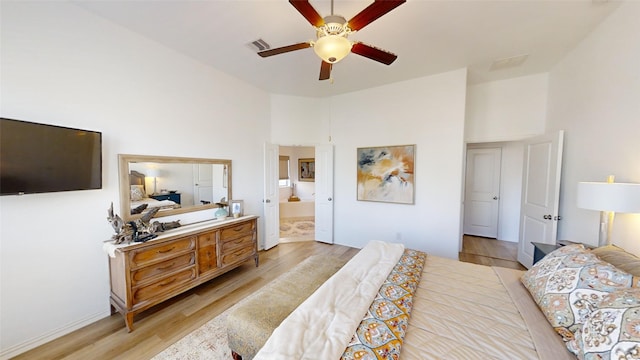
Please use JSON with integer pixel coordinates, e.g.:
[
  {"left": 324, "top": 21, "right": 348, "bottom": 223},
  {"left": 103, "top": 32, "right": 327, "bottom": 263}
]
[{"left": 226, "top": 254, "right": 347, "bottom": 360}]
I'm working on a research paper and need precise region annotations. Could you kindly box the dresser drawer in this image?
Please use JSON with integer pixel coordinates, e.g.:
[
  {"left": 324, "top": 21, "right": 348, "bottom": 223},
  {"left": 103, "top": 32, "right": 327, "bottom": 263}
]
[
  {"left": 220, "top": 244, "right": 254, "bottom": 267},
  {"left": 132, "top": 267, "right": 196, "bottom": 305},
  {"left": 220, "top": 221, "right": 254, "bottom": 240},
  {"left": 198, "top": 245, "right": 218, "bottom": 274},
  {"left": 220, "top": 233, "right": 254, "bottom": 253},
  {"left": 197, "top": 230, "right": 217, "bottom": 247},
  {"left": 129, "top": 237, "right": 195, "bottom": 268},
  {"left": 131, "top": 252, "right": 195, "bottom": 286}
]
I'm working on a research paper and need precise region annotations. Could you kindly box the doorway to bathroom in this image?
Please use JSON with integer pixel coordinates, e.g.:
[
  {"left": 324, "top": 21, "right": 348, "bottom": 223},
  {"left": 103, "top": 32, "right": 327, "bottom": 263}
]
[{"left": 278, "top": 145, "right": 316, "bottom": 243}]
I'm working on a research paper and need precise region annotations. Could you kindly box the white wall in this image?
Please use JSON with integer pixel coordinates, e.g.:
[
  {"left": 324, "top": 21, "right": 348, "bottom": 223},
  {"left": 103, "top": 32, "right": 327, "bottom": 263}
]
[
  {"left": 498, "top": 141, "right": 526, "bottom": 242},
  {"left": 465, "top": 73, "right": 548, "bottom": 143},
  {"left": 0, "top": 2, "right": 270, "bottom": 358},
  {"left": 270, "top": 95, "right": 330, "bottom": 145},
  {"left": 327, "top": 69, "right": 468, "bottom": 258},
  {"left": 545, "top": 1, "right": 640, "bottom": 253}
]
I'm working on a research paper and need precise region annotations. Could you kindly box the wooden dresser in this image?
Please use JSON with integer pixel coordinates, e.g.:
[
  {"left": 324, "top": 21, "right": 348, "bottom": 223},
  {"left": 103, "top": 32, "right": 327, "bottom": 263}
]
[{"left": 107, "top": 215, "right": 258, "bottom": 331}]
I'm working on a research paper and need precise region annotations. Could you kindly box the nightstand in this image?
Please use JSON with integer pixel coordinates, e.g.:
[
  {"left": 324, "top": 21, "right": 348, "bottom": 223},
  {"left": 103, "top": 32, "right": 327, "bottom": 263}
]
[
  {"left": 149, "top": 192, "right": 181, "bottom": 204},
  {"left": 531, "top": 242, "right": 561, "bottom": 265}
]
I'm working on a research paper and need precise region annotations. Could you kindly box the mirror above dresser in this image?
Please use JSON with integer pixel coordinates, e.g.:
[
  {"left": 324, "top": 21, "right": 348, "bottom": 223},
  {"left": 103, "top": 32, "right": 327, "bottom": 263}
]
[{"left": 118, "top": 154, "right": 232, "bottom": 222}]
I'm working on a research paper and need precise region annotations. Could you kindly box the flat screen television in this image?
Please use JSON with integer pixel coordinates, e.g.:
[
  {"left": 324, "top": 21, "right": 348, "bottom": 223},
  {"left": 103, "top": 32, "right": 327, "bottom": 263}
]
[{"left": 0, "top": 118, "right": 102, "bottom": 195}]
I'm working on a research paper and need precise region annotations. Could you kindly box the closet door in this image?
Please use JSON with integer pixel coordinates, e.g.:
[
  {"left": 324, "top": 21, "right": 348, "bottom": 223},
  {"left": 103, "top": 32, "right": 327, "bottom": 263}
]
[
  {"left": 263, "top": 142, "right": 280, "bottom": 250},
  {"left": 463, "top": 147, "right": 502, "bottom": 238},
  {"left": 315, "top": 145, "right": 334, "bottom": 244}
]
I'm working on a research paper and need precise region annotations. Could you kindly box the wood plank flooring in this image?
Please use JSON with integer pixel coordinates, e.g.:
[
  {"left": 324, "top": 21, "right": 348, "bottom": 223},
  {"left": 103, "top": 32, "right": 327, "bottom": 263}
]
[
  {"left": 14, "top": 237, "right": 523, "bottom": 359},
  {"left": 459, "top": 235, "right": 526, "bottom": 270}
]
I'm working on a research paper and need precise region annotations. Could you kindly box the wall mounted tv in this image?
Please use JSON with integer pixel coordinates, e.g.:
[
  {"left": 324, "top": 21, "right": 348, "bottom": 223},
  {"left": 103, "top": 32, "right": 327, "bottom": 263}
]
[{"left": 0, "top": 118, "right": 102, "bottom": 195}]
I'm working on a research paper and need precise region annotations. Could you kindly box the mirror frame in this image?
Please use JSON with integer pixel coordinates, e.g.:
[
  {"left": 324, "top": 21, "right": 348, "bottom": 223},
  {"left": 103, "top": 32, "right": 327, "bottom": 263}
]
[{"left": 118, "top": 154, "right": 232, "bottom": 222}]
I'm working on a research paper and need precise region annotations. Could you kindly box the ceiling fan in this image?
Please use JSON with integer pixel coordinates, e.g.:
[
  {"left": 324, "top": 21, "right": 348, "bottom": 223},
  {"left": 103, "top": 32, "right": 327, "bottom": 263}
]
[{"left": 258, "top": 0, "right": 406, "bottom": 81}]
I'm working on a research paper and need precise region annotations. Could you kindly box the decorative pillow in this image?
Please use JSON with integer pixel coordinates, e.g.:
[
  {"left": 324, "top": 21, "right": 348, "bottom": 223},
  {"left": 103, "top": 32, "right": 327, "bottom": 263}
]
[
  {"left": 130, "top": 185, "right": 145, "bottom": 201},
  {"left": 566, "top": 287, "right": 640, "bottom": 359},
  {"left": 521, "top": 244, "right": 635, "bottom": 341},
  {"left": 591, "top": 244, "right": 640, "bottom": 277}
]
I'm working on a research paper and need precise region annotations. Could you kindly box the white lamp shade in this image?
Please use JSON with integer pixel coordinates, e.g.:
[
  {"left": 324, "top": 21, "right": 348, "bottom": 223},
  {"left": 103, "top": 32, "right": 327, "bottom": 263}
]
[
  {"left": 577, "top": 182, "right": 640, "bottom": 213},
  {"left": 313, "top": 35, "right": 352, "bottom": 63},
  {"left": 146, "top": 168, "right": 160, "bottom": 178}
]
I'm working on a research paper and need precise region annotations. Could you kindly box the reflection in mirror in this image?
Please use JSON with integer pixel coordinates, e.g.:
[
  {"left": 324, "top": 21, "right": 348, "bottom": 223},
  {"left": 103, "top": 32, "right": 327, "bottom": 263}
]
[{"left": 118, "top": 154, "right": 232, "bottom": 222}]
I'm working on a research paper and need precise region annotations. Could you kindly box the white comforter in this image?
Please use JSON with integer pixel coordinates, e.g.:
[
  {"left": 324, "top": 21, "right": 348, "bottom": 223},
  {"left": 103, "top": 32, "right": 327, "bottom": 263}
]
[
  {"left": 254, "top": 240, "right": 405, "bottom": 360},
  {"left": 130, "top": 198, "right": 177, "bottom": 210}
]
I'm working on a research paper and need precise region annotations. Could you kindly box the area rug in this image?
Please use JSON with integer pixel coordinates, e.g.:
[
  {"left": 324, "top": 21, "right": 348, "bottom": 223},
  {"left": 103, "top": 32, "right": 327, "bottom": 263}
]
[
  {"left": 279, "top": 217, "right": 315, "bottom": 238},
  {"left": 152, "top": 310, "right": 232, "bottom": 360}
]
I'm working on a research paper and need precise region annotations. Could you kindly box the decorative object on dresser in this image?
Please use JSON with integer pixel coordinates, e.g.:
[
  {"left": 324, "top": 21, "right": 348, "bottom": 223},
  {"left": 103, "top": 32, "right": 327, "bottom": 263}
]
[
  {"left": 230, "top": 200, "right": 244, "bottom": 218},
  {"left": 356, "top": 144, "right": 415, "bottom": 204},
  {"left": 107, "top": 202, "right": 181, "bottom": 244},
  {"left": 215, "top": 206, "right": 229, "bottom": 220},
  {"left": 105, "top": 215, "right": 259, "bottom": 332}
]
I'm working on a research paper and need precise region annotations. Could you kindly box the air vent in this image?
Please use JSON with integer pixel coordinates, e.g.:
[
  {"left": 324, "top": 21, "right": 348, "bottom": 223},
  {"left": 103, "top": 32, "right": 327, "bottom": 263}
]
[
  {"left": 489, "top": 54, "right": 529, "bottom": 71},
  {"left": 247, "top": 39, "right": 271, "bottom": 52}
]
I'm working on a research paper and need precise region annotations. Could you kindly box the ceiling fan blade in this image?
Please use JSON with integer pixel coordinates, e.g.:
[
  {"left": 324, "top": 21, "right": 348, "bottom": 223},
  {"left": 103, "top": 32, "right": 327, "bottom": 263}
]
[
  {"left": 351, "top": 42, "right": 397, "bottom": 65},
  {"left": 289, "top": 0, "right": 325, "bottom": 27},
  {"left": 348, "top": 0, "right": 406, "bottom": 31},
  {"left": 258, "top": 42, "right": 311, "bottom": 57},
  {"left": 319, "top": 61, "right": 332, "bottom": 80}
]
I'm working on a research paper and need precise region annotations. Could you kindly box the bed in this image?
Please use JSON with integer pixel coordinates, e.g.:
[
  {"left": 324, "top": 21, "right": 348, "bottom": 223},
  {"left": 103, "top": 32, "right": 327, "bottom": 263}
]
[
  {"left": 129, "top": 170, "right": 181, "bottom": 215},
  {"left": 228, "top": 240, "right": 640, "bottom": 360}
]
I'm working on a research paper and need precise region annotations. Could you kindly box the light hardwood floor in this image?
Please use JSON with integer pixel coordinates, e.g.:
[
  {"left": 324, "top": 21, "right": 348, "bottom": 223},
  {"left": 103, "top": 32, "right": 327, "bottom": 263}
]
[
  {"left": 14, "top": 237, "right": 522, "bottom": 359},
  {"left": 459, "top": 235, "right": 526, "bottom": 270}
]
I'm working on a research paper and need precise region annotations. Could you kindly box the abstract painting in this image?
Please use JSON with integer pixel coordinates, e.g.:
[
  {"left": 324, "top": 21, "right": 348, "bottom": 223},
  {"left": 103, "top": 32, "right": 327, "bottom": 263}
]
[{"left": 357, "top": 145, "right": 415, "bottom": 204}]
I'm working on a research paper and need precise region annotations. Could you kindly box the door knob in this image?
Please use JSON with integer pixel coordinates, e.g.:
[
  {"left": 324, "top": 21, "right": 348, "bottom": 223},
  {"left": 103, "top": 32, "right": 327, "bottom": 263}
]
[
  {"left": 543, "top": 214, "right": 552, "bottom": 220},
  {"left": 265, "top": 199, "right": 271, "bottom": 203},
  {"left": 328, "top": 197, "right": 332, "bottom": 201},
  {"left": 493, "top": 196, "right": 498, "bottom": 200}
]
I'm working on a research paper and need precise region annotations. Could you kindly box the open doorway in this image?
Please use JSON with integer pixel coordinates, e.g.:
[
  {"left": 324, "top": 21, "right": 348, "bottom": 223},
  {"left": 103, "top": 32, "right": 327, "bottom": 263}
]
[
  {"left": 462, "top": 141, "right": 524, "bottom": 244},
  {"left": 278, "top": 145, "right": 316, "bottom": 243}
]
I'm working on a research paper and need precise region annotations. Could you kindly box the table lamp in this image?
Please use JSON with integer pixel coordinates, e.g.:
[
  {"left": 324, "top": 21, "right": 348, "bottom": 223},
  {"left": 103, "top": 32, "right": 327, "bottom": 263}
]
[
  {"left": 146, "top": 168, "right": 161, "bottom": 195},
  {"left": 577, "top": 176, "right": 640, "bottom": 246}
]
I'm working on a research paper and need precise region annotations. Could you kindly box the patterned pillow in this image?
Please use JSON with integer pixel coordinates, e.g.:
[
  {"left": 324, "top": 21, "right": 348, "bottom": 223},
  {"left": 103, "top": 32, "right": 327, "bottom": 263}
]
[
  {"left": 521, "top": 244, "right": 635, "bottom": 341},
  {"left": 130, "top": 185, "right": 145, "bottom": 201},
  {"left": 566, "top": 288, "right": 640, "bottom": 359}
]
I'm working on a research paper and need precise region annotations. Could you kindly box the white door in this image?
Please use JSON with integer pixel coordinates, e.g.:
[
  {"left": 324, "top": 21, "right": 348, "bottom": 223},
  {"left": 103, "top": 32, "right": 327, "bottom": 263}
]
[
  {"left": 517, "top": 131, "right": 564, "bottom": 268},
  {"left": 263, "top": 143, "right": 280, "bottom": 250},
  {"left": 315, "top": 145, "right": 334, "bottom": 244},
  {"left": 463, "top": 147, "right": 501, "bottom": 238},
  {"left": 193, "top": 164, "right": 213, "bottom": 205}
]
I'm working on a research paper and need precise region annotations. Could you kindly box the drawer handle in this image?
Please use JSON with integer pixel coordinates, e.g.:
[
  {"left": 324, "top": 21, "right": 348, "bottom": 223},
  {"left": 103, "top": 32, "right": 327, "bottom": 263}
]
[
  {"left": 157, "top": 262, "right": 175, "bottom": 271},
  {"left": 234, "top": 250, "right": 244, "bottom": 256},
  {"left": 158, "top": 278, "right": 177, "bottom": 287},
  {"left": 157, "top": 247, "right": 175, "bottom": 254},
  {"left": 233, "top": 227, "right": 244, "bottom": 232}
]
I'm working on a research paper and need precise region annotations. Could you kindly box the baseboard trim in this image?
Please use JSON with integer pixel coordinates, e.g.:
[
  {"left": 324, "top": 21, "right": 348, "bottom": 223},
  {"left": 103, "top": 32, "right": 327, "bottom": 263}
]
[{"left": 0, "top": 310, "right": 110, "bottom": 359}]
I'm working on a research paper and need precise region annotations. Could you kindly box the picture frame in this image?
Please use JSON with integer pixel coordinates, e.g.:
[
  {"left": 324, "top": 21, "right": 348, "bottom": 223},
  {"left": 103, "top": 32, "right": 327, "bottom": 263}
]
[
  {"left": 230, "top": 200, "right": 244, "bottom": 217},
  {"left": 356, "top": 144, "right": 415, "bottom": 204},
  {"left": 298, "top": 158, "right": 315, "bottom": 182}
]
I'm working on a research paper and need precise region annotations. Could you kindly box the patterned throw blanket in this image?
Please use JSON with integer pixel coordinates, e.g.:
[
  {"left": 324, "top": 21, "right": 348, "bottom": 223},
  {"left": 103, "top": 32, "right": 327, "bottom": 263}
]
[{"left": 342, "top": 249, "right": 427, "bottom": 360}]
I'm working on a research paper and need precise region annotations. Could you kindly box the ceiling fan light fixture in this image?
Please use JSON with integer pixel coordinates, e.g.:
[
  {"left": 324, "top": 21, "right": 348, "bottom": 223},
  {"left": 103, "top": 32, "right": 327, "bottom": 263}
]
[{"left": 313, "top": 35, "right": 352, "bottom": 63}]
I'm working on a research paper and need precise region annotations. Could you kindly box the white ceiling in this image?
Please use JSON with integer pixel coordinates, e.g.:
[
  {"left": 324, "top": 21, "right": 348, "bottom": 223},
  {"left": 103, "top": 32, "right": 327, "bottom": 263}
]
[{"left": 73, "top": 0, "right": 620, "bottom": 98}]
